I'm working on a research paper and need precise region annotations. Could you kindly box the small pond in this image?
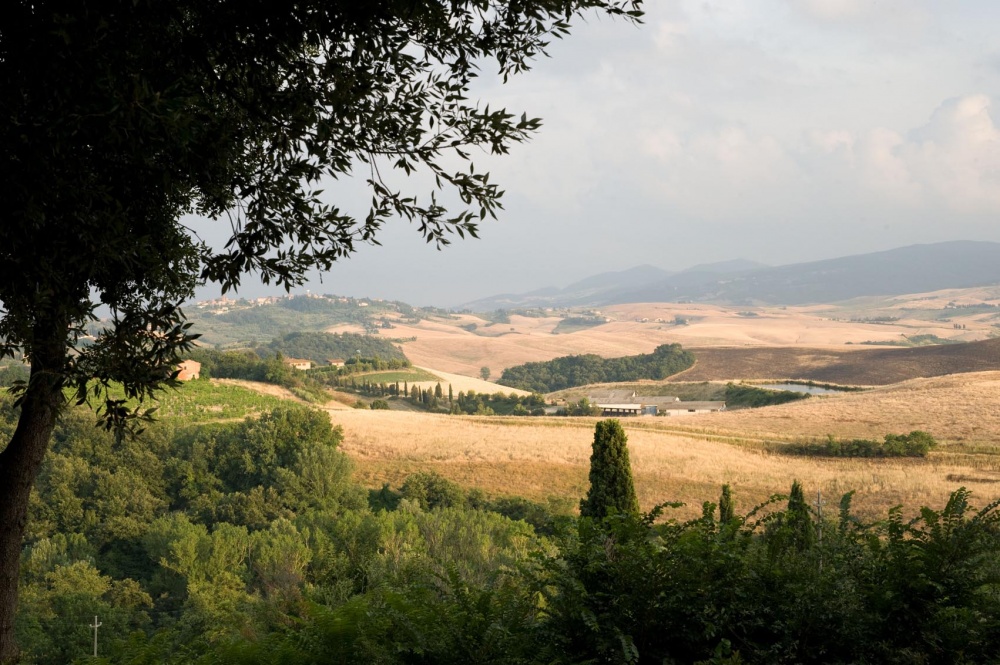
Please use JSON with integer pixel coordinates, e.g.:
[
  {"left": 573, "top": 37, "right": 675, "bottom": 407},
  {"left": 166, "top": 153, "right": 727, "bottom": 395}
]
[{"left": 758, "top": 383, "right": 850, "bottom": 395}]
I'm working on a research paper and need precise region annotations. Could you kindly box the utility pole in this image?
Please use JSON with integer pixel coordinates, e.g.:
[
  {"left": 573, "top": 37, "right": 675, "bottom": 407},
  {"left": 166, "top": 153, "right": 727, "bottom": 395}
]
[
  {"left": 815, "top": 490, "right": 824, "bottom": 574},
  {"left": 90, "top": 615, "right": 102, "bottom": 658}
]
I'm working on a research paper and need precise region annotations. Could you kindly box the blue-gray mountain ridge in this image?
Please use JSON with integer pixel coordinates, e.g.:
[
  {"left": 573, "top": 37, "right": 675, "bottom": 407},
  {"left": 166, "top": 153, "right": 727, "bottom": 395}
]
[{"left": 459, "top": 241, "right": 1000, "bottom": 310}]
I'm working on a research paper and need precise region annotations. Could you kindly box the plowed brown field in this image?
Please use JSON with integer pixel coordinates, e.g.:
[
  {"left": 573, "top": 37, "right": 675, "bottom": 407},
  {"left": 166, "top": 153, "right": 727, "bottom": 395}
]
[{"left": 672, "top": 338, "right": 1000, "bottom": 385}]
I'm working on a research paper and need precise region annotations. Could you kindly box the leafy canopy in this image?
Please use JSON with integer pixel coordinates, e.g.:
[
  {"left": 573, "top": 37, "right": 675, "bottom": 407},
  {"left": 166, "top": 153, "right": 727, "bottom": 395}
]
[{"left": 0, "top": 0, "right": 643, "bottom": 424}]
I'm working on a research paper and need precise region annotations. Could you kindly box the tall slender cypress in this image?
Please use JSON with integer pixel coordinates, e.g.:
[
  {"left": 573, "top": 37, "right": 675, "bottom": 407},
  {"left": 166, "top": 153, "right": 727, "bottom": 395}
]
[
  {"left": 580, "top": 419, "right": 640, "bottom": 519},
  {"left": 787, "top": 480, "right": 815, "bottom": 551},
  {"left": 719, "top": 484, "right": 735, "bottom": 524}
]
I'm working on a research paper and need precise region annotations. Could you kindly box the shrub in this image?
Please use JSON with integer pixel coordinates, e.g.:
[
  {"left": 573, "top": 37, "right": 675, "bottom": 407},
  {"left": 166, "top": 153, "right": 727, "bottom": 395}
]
[{"left": 783, "top": 431, "right": 938, "bottom": 458}]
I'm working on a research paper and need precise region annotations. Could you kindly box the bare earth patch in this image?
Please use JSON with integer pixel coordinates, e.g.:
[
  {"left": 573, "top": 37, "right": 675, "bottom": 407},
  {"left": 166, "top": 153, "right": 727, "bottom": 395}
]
[{"left": 673, "top": 338, "right": 1000, "bottom": 385}]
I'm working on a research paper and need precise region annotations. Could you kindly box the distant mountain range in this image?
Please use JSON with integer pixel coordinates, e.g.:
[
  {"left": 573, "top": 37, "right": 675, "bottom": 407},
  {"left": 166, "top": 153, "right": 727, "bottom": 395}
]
[{"left": 460, "top": 241, "right": 1000, "bottom": 310}]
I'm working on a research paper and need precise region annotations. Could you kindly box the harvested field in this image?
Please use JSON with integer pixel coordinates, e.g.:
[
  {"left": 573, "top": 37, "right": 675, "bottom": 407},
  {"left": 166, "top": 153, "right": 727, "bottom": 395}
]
[
  {"left": 672, "top": 338, "right": 1000, "bottom": 385},
  {"left": 325, "top": 296, "right": 995, "bottom": 385},
  {"left": 334, "top": 372, "right": 1000, "bottom": 520},
  {"left": 410, "top": 367, "right": 530, "bottom": 396},
  {"left": 667, "top": 371, "right": 1000, "bottom": 448}
]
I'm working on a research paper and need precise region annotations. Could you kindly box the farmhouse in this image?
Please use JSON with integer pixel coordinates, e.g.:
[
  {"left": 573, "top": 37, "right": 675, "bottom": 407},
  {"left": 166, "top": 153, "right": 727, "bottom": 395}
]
[
  {"left": 282, "top": 357, "right": 313, "bottom": 371},
  {"left": 658, "top": 401, "right": 727, "bottom": 416},
  {"left": 588, "top": 391, "right": 724, "bottom": 417},
  {"left": 328, "top": 358, "right": 346, "bottom": 367},
  {"left": 176, "top": 359, "right": 201, "bottom": 381}
]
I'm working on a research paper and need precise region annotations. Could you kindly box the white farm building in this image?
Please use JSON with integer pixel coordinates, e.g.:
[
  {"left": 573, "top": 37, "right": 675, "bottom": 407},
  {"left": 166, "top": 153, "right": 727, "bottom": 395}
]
[{"left": 588, "top": 391, "right": 725, "bottom": 417}]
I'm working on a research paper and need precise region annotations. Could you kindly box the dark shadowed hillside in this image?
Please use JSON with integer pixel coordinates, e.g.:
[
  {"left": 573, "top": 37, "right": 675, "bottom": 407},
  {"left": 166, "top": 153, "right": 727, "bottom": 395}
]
[{"left": 671, "top": 337, "right": 1000, "bottom": 385}]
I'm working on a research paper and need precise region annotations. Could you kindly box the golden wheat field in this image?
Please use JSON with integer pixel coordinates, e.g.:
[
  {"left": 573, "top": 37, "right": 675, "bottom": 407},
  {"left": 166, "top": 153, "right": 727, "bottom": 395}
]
[
  {"left": 407, "top": 367, "right": 530, "bottom": 396},
  {"left": 329, "top": 292, "right": 994, "bottom": 378},
  {"left": 312, "top": 287, "right": 1000, "bottom": 518},
  {"left": 332, "top": 371, "right": 1000, "bottom": 520}
]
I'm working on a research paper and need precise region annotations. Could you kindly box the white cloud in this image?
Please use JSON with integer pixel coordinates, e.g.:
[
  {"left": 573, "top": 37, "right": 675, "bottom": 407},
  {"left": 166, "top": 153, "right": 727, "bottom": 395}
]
[
  {"left": 274, "top": 3, "right": 1000, "bottom": 304},
  {"left": 639, "top": 125, "right": 802, "bottom": 220},
  {"left": 637, "top": 95, "right": 1000, "bottom": 223},
  {"left": 791, "top": 0, "right": 929, "bottom": 25},
  {"left": 653, "top": 20, "right": 688, "bottom": 50},
  {"left": 797, "top": 0, "right": 872, "bottom": 21},
  {"left": 901, "top": 95, "right": 1000, "bottom": 213}
]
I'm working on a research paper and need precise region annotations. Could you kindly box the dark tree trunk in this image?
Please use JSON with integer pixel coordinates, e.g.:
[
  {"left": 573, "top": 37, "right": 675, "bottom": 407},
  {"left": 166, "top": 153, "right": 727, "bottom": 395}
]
[{"left": 0, "top": 326, "right": 66, "bottom": 663}]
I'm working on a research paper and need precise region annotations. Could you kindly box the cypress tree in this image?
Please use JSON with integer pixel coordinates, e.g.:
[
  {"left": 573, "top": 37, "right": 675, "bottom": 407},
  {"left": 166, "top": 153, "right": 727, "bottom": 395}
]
[
  {"left": 580, "top": 419, "right": 640, "bottom": 519},
  {"left": 719, "top": 484, "right": 735, "bottom": 524},
  {"left": 786, "top": 480, "right": 815, "bottom": 551},
  {"left": 404, "top": 381, "right": 409, "bottom": 397},
  {"left": 435, "top": 382, "right": 443, "bottom": 399}
]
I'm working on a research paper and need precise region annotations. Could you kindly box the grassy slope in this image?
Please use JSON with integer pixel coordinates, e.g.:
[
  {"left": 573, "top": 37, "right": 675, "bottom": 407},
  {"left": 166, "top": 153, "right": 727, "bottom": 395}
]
[
  {"left": 355, "top": 367, "right": 441, "bottom": 384},
  {"left": 137, "top": 368, "right": 1000, "bottom": 521},
  {"left": 157, "top": 294, "right": 1000, "bottom": 518},
  {"left": 150, "top": 379, "right": 290, "bottom": 423},
  {"left": 332, "top": 371, "right": 1000, "bottom": 519}
]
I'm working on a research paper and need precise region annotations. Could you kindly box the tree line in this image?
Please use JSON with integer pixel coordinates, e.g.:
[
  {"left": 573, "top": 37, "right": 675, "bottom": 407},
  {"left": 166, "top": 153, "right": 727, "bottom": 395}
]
[
  {"left": 498, "top": 343, "right": 696, "bottom": 393},
  {"left": 782, "top": 431, "right": 938, "bottom": 458},
  {"left": 723, "top": 383, "right": 809, "bottom": 408}
]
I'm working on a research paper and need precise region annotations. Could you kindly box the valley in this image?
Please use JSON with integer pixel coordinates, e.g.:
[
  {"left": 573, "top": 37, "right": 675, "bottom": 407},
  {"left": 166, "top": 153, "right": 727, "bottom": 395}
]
[{"left": 172, "top": 278, "right": 1000, "bottom": 520}]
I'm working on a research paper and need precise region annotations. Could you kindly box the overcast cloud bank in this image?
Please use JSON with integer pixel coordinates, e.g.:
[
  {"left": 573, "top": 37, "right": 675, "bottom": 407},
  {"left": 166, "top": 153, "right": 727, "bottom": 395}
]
[{"left": 193, "top": 1, "right": 1000, "bottom": 307}]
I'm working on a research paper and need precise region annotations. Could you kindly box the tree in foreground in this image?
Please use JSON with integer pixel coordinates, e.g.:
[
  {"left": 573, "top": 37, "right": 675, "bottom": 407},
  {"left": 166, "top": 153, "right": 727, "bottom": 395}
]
[
  {"left": 580, "top": 419, "right": 640, "bottom": 519},
  {"left": 0, "top": 1, "right": 643, "bottom": 658}
]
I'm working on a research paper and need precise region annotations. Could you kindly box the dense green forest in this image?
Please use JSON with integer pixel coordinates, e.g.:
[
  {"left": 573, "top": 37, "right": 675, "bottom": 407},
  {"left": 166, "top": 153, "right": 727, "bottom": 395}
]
[
  {"left": 9, "top": 386, "right": 1000, "bottom": 663},
  {"left": 263, "top": 332, "right": 407, "bottom": 365},
  {"left": 498, "top": 344, "right": 695, "bottom": 392},
  {"left": 450, "top": 390, "right": 548, "bottom": 415},
  {"left": 11, "top": 392, "right": 558, "bottom": 663},
  {"left": 723, "top": 383, "right": 810, "bottom": 409}
]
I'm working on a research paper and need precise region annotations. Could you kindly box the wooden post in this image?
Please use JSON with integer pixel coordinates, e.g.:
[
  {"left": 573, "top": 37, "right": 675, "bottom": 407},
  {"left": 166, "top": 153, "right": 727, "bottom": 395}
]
[{"left": 90, "top": 615, "right": 102, "bottom": 658}]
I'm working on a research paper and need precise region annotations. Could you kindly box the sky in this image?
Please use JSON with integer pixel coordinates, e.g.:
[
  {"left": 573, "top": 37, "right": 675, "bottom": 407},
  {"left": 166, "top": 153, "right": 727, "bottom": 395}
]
[{"left": 193, "top": 0, "right": 1000, "bottom": 308}]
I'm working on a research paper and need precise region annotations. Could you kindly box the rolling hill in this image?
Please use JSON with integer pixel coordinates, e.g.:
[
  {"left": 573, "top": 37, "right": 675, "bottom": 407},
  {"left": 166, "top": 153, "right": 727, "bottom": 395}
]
[{"left": 461, "top": 241, "right": 1000, "bottom": 309}]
